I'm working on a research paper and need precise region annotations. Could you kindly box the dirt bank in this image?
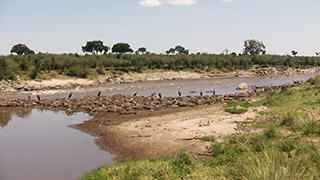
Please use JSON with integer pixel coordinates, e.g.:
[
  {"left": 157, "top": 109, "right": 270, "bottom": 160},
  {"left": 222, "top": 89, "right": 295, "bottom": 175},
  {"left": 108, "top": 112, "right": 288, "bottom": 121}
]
[{"left": 71, "top": 104, "right": 266, "bottom": 161}]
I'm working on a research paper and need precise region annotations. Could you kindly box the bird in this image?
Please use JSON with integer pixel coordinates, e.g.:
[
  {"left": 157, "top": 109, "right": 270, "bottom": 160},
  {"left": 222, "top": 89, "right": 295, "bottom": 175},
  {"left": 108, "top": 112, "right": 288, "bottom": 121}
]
[
  {"left": 212, "top": 89, "right": 216, "bottom": 95},
  {"left": 133, "top": 92, "right": 138, "bottom": 96},
  {"left": 178, "top": 88, "right": 182, "bottom": 97},
  {"left": 97, "top": 91, "right": 102, "bottom": 97},
  {"left": 68, "top": 93, "right": 73, "bottom": 99},
  {"left": 36, "top": 95, "right": 41, "bottom": 100},
  {"left": 158, "top": 93, "right": 162, "bottom": 98},
  {"left": 151, "top": 92, "right": 156, "bottom": 97},
  {"left": 200, "top": 90, "right": 203, "bottom": 96},
  {"left": 27, "top": 95, "right": 31, "bottom": 100}
]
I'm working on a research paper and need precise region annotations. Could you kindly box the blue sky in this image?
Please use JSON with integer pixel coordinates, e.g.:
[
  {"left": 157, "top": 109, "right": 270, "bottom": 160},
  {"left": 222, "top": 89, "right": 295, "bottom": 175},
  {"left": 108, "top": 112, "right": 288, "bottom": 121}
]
[{"left": 0, "top": 0, "right": 319, "bottom": 56}]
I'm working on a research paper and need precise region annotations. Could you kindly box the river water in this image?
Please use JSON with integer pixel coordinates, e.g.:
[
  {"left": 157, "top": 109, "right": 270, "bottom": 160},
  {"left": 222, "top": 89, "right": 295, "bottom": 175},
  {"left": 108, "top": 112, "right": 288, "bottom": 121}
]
[
  {"left": 0, "top": 74, "right": 318, "bottom": 180},
  {"left": 0, "top": 109, "right": 114, "bottom": 180},
  {"left": 1, "top": 74, "right": 317, "bottom": 100}
]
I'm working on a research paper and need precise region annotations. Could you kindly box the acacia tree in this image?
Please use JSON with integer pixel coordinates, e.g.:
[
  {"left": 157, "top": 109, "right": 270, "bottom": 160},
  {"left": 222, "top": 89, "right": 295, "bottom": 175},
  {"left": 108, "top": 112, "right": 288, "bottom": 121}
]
[
  {"left": 291, "top": 50, "right": 298, "bottom": 57},
  {"left": 112, "top": 43, "right": 133, "bottom": 54},
  {"left": 10, "top": 43, "right": 35, "bottom": 55},
  {"left": 136, "top": 47, "right": 147, "bottom": 54},
  {"left": 243, "top": 39, "right": 266, "bottom": 55},
  {"left": 82, "top": 40, "right": 109, "bottom": 54},
  {"left": 166, "top": 45, "right": 189, "bottom": 55}
]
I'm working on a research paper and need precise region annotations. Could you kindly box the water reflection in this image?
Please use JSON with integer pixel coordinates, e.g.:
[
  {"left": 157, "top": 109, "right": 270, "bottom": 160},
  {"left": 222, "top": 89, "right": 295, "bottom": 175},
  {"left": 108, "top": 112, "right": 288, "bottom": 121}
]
[
  {"left": 0, "top": 109, "right": 31, "bottom": 128},
  {"left": 0, "top": 109, "right": 114, "bottom": 180}
]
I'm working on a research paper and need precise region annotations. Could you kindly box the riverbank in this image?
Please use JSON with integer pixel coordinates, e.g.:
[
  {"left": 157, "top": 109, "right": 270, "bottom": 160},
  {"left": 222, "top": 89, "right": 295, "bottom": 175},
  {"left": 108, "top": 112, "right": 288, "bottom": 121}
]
[{"left": 80, "top": 75, "right": 320, "bottom": 180}]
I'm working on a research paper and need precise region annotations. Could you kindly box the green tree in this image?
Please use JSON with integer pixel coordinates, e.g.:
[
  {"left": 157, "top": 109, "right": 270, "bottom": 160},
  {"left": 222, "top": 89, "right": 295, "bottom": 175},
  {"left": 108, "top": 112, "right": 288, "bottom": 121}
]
[
  {"left": 82, "top": 40, "right": 109, "bottom": 54},
  {"left": 112, "top": 43, "right": 133, "bottom": 54},
  {"left": 291, "top": 50, "right": 298, "bottom": 57},
  {"left": 10, "top": 43, "right": 35, "bottom": 55},
  {"left": 166, "top": 45, "right": 189, "bottom": 55},
  {"left": 166, "top": 48, "right": 176, "bottom": 55},
  {"left": 175, "top": 45, "right": 189, "bottom": 55},
  {"left": 136, "top": 47, "right": 147, "bottom": 54},
  {"left": 243, "top": 39, "right": 266, "bottom": 55}
]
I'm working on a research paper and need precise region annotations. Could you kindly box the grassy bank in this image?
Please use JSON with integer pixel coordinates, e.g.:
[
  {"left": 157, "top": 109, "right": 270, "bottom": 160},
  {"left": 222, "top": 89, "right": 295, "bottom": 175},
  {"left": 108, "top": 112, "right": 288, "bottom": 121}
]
[
  {"left": 1, "top": 53, "right": 320, "bottom": 80},
  {"left": 80, "top": 75, "right": 320, "bottom": 180}
]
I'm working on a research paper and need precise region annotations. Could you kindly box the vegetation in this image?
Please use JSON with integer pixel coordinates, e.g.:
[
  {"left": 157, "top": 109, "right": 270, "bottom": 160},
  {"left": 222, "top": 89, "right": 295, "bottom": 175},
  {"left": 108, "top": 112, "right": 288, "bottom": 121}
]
[
  {"left": 81, "top": 75, "right": 320, "bottom": 179},
  {"left": 10, "top": 43, "right": 35, "bottom": 55},
  {"left": 112, "top": 43, "right": 134, "bottom": 54},
  {"left": 1, "top": 52, "right": 319, "bottom": 80},
  {"left": 81, "top": 40, "right": 109, "bottom": 54},
  {"left": 243, "top": 39, "right": 266, "bottom": 55}
]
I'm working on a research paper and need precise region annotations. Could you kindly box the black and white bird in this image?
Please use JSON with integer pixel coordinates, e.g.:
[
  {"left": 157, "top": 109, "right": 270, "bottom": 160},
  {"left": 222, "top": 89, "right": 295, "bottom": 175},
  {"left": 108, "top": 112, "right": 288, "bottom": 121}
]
[
  {"left": 151, "top": 92, "right": 156, "bottom": 97},
  {"left": 212, "top": 89, "right": 216, "bottom": 95},
  {"left": 97, "top": 91, "right": 102, "bottom": 97},
  {"left": 68, "top": 93, "right": 73, "bottom": 99},
  {"left": 133, "top": 92, "right": 138, "bottom": 96},
  {"left": 28, "top": 95, "right": 31, "bottom": 100},
  {"left": 200, "top": 90, "right": 203, "bottom": 96},
  {"left": 158, "top": 93, "right": 162, "bottom": 98},
  {"left": 36, "top": 95, "right": 41, "bottom": 100},
  {"left": 178, "top": 88, "right": 182, "bottom": 97}
]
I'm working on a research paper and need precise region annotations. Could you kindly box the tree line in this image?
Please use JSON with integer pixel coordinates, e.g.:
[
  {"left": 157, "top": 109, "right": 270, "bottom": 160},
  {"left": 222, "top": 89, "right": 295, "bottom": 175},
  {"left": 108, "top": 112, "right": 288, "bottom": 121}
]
[{"left": 1, "top": 39, "right": 319, "bottom": 80}]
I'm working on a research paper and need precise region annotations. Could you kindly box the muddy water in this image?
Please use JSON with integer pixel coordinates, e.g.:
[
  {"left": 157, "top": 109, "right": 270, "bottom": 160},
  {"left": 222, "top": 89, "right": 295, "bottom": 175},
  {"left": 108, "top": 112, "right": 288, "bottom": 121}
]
[
  {"left": 0, "top": 109, "right": 113, "bottom": 180},
  {"left": 1, "top": 74, "right": 317, "bottom": 100}
]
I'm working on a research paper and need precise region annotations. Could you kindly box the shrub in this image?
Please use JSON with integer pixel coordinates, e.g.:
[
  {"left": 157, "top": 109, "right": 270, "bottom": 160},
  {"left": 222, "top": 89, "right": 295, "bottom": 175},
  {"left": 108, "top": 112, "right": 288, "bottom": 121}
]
[{"left": 225, "top": 107, "right": 248, "bottom": 114}]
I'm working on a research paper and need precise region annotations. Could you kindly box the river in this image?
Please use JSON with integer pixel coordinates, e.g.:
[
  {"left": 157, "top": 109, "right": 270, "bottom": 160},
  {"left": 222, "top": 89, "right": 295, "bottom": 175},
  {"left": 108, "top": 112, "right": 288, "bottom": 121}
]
[
  {"left": 0, "top": 109, "right": 114, "bottom": 180},
  {"left": 0, "top": 73, "right": 318, "bottom": 180}
]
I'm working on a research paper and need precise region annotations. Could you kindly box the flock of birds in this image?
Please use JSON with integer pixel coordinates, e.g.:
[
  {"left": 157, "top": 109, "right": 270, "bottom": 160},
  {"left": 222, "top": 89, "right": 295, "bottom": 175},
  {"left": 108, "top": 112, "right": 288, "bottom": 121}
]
[{"left": 28, "top": 87, "right": 216, "bottom": 100}]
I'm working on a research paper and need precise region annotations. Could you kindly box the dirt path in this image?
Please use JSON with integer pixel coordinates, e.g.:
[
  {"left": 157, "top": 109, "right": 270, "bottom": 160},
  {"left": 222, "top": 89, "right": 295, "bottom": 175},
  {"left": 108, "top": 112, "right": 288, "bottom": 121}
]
[{"left": 72, "top": 104, "right": 265, "bottom": 161}]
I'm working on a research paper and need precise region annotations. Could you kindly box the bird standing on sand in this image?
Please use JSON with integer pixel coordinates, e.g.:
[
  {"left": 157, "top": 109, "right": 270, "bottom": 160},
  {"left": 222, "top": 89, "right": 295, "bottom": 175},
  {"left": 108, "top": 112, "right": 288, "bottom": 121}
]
[
  {"left": 97, "top": 91, "right": 102, "bottom": 97},
  {"left": 212, "top": 89, "right": 216, "bottom": 95},
  {"left": 178, "top": 88, "right": 182, "bottom": 97},
  {"left": 37, "top": 95, "right": 41, "bottom": 100},
  {"left": 133, "top": 92, "right": 138, "bottom": 96},
  {"left": 28, "top": 95, "right": 31, "bottom": 100},
  {"left": 68, "top": 93, "right": 73, "bottom": 99},
  {"left": 200, "top": 90, "right": 203, "bottom": 96},
  {"left": 158, "top": 93, "right": 162, "bottom": 98},
  {"left": 151, "top": 92, "right": 156, "bottom": 97}
]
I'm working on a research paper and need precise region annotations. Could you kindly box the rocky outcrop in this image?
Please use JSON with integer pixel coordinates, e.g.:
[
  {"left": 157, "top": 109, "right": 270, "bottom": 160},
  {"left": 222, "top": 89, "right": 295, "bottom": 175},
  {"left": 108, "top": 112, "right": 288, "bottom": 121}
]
[
  {"left": 0, "top": 80, "right": 33, "bottom": 93},
  {"left": 236, "top": 83, "right": 249, "bottom": 90}
]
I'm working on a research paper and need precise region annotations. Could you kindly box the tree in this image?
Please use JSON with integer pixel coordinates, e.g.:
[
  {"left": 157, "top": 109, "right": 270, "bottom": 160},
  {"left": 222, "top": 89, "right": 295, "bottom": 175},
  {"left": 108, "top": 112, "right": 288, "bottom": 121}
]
[
  {"left": 243, "top": 39, "right": 266, "bottom": 55},
  {"left": 112, "top": 43, "right": 133, "bottom": 54},
  {"left": 166, "top": 45, "right": 189, "bottom": 55},
  {"left": 136, "top": 47, "right": 147, "bottom": 54},
  {"left": 10, "top": 43, "right": 35, "bottom": 55},
  {"left": 82, "top": 40, "right": 109, "bottom": 54},
  {"left": 291, "top": 50, "right": 298, "bottom": 57}
]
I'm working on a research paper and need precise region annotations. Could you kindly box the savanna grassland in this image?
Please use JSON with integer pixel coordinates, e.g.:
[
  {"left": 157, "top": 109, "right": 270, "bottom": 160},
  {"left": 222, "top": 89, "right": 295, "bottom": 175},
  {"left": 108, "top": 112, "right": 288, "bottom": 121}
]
[
  {"left": 1, "top": 53, "right": 320, "bottom": 81},
  {"left": 80, "top": 75, "right": 320, "bottom": 180}
]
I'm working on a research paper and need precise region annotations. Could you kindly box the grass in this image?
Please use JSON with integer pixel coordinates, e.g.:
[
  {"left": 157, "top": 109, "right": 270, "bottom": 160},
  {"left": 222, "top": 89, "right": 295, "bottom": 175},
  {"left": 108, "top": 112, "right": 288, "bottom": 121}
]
[{"left": 81, "top": 75, "right": 320, "bottom": 180}]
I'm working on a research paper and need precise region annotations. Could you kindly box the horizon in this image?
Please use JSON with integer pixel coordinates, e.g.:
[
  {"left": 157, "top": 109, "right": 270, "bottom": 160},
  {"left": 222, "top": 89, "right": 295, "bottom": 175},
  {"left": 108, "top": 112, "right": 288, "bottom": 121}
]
[{"left": 1, "top": 0, "right": 319, "bottom": 56}]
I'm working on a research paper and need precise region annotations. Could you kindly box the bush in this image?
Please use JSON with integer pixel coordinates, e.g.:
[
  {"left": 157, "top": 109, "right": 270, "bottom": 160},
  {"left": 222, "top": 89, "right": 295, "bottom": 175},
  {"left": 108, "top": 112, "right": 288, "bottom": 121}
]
[{"left": 225, "top": 107, "right": 248, "bottom": 114}]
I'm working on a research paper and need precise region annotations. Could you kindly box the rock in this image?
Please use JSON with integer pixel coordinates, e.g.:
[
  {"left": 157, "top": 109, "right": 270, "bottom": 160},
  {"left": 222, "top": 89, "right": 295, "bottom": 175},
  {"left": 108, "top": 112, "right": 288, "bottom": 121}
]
[{"left": 237, "top": 83, "right": 249, "bottom": 90}]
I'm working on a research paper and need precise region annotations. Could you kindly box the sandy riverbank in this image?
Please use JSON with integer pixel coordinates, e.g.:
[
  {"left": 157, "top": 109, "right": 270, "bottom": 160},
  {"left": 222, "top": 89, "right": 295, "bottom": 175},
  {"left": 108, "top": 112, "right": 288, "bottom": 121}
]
[{"left": 71, "top": 103, "right": 265, "bottom": 161}]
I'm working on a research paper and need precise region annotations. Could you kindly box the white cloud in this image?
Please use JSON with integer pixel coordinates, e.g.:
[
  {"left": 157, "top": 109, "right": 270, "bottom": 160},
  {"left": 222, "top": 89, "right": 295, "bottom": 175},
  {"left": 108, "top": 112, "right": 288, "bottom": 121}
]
[
  {"left": 139, "top": 0, "right": 162, "bottom": 7},
  {"left": 167, "top": 0, "right": 197, "bottom": 6}
]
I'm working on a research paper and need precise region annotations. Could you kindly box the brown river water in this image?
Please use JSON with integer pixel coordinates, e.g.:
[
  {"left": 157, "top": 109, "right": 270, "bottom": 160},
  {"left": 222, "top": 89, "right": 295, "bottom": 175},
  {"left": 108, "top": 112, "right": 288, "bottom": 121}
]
[{"left": 0, "top": 74, "right": 318, "bottom": 180}]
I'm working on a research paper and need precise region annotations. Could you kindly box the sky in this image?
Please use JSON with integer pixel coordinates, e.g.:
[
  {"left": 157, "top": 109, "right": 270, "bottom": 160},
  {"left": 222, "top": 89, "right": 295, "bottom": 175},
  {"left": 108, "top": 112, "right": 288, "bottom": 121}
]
[{"left": 0, "top": 0, "right": 319, "bottom": 56}]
